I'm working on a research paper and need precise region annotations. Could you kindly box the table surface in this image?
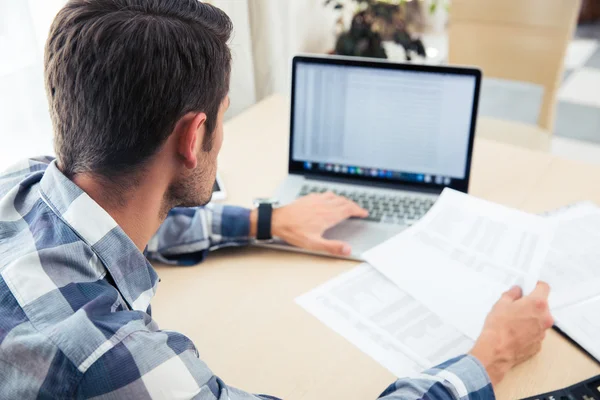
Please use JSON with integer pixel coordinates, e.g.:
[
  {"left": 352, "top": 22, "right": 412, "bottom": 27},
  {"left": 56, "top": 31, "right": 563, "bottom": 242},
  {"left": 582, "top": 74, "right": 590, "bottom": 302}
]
[{"left": 152, "top": 95, "right": 600, "bottom": 400}]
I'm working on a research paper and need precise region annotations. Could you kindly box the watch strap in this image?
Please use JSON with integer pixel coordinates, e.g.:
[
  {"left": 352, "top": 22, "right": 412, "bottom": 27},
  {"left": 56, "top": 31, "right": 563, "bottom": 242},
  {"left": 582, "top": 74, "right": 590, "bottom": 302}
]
[{"left": 256, "top": 203, "right": 273, "bottom": 240}]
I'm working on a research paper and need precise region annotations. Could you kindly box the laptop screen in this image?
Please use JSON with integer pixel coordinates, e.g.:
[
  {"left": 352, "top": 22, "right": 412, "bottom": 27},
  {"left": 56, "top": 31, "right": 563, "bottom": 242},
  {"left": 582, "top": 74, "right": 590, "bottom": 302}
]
[{"left": 289, "top": 56, "right": 480, "bottom": 191}]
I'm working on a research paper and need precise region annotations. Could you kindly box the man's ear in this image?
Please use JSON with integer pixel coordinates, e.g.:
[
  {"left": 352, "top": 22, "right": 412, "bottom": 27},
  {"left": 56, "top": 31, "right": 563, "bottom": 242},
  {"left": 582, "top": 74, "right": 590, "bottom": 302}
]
[{"left": 177, "top": 112, "right": 207, "bottom": 169}]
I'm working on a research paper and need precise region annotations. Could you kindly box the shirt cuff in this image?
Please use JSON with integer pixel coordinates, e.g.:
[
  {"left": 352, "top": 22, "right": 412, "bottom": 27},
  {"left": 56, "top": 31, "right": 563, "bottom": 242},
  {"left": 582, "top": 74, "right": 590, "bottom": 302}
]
[
  {"left": 216, "top": 204, "right": 251, "bottom": 239},
  {"left": 425, "top": 354, "right": 495, "bottom": 400},
  {"left": 378, "top": 354, "right": 494, "bottom": 400}
]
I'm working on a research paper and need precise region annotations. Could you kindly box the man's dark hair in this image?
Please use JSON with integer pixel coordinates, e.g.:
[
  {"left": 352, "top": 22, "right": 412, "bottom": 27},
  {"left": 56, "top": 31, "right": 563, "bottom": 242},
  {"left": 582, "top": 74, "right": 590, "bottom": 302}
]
[{"left": 45, "top": 0, "right": 232, "bottom": 179}]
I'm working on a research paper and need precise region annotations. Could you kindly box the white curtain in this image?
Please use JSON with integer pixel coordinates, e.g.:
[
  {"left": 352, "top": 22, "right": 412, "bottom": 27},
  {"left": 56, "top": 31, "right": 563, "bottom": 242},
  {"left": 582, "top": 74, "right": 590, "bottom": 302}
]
[
  {"left": 0, "top": 0, "right": 66, "bottom": 169},
  {"left": 0, "top": 0, "right": 337, "bottom": 169},
  {"left": 209, "top": 0, "right": 338, "bottom": 118}
]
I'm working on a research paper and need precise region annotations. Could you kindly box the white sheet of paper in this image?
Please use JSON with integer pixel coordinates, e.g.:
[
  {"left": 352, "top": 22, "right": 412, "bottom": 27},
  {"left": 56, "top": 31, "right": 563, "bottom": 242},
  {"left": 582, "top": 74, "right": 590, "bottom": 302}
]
[
  {"left": 553, "top": 294, "right": 600, "bottom": 362},
  {"left": 364, "top": 189, "right": 554, "bottom": 340},
  {"left": 296, "top": 264, "right": 473, "bottom": 377},
  {"left": 541, "top": 202, "right": 600, "bottom": 309}
]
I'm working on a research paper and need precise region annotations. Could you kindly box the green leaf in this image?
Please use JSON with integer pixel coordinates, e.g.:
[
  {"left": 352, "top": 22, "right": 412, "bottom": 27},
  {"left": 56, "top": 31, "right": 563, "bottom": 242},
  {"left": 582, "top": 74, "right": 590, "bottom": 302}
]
[{"left": 429, "top": 2, "right": 438, "bottom": 14}]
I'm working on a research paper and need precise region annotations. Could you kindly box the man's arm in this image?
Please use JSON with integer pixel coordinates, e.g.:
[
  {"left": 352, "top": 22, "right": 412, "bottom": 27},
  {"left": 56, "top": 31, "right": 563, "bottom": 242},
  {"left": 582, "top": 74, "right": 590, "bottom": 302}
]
[
  {"left": 379, "top": 283, "right": 554, "bottom": 400},
  {"left": 75, "top": 285, "right": 551, "bottom": 399},
  {"left": 76, "top": 330, "right": 488, "bottom": 400},
  {"left": 146, "top": 203, "right": 251, "bottom": 265},
  {"left": 146, "top": 193, "right": 368, "bottom": 265}
]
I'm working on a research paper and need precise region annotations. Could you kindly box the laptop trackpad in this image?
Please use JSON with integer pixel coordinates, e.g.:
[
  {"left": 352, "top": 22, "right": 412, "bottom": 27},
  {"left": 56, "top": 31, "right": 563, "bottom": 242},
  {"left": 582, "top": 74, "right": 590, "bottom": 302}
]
[{"left": 323, "top": 219, "right": 405, "bottom": 254}]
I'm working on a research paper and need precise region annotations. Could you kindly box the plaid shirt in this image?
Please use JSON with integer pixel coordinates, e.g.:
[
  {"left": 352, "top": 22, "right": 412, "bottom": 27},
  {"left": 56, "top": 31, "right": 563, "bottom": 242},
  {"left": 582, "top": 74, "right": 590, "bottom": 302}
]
[{"left": 0, "top": 157, "right": 494, "bottom": 399}]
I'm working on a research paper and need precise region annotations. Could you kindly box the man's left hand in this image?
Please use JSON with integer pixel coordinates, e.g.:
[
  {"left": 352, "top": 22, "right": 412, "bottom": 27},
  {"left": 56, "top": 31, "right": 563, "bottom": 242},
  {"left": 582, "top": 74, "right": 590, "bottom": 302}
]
[{"left": 251, "top": 192, "right": 368, "bottom": 256}]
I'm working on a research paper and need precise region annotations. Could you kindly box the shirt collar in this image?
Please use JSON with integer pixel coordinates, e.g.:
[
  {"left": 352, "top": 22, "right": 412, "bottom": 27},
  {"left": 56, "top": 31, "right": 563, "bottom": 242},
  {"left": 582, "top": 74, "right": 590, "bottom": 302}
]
[{"left": 39, "top": 161, "right": 158, "bottom": 312}]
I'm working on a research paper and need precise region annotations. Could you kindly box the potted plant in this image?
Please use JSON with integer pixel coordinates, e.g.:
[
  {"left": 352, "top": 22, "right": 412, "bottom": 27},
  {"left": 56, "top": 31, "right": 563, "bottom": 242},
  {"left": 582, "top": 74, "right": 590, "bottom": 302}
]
[{"left": 324, "top": 0, "right": 449, "bottom": 61}]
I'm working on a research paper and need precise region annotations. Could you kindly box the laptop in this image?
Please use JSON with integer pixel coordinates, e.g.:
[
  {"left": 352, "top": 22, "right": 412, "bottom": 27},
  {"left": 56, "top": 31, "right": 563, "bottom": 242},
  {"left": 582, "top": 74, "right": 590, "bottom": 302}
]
[{"left": 266, "top": 55, "right": 482, "bottom": 260}]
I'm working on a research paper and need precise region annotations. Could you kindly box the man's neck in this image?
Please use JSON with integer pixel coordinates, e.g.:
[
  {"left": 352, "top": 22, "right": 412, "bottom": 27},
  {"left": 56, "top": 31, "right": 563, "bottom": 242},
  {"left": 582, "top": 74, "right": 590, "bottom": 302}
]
[{"left": 71, "top": 172, "right": 168, "bottom": 253}]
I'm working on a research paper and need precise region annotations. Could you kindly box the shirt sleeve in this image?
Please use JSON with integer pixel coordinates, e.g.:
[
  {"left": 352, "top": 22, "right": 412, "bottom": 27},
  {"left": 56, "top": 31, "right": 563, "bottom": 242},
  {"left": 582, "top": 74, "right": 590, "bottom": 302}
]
[
  {"left": 76, "top": 331, "right": 491, "bottom": 400},
  {"left": 76, "top": 329, "right": 278, "bottom": 400},
  {"left": 146, "top": 203, "right": 252, "bottom": 266},
  {"left": 378, "top": 355, "right": 494, "bottom": 400}
]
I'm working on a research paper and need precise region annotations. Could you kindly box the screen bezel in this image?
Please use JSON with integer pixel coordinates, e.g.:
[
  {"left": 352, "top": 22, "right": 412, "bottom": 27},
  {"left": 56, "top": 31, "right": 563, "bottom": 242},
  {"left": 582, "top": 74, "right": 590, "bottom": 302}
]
[{"left": 288, "top": 55, "right": 482, "bottom": 193}]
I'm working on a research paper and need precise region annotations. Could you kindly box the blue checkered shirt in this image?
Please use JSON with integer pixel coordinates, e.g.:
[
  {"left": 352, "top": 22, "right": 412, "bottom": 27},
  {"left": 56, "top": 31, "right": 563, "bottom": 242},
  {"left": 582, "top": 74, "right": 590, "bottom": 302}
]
[{"left": 0, "top": 157, "right": 494, "bottom": 399}]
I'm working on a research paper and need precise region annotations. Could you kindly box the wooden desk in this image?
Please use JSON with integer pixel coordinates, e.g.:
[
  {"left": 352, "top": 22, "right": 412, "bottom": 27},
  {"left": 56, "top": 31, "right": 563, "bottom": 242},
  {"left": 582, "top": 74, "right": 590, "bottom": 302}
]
[{"left": 152, "top": 95, "right": 600, "bottom": 400}]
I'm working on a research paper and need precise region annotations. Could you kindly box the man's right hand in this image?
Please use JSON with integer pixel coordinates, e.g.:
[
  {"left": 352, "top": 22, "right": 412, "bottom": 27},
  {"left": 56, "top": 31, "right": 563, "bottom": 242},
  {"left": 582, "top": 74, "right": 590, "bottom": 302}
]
[{"left": 469, "top": 282, "right": 554, "bottom": 388}]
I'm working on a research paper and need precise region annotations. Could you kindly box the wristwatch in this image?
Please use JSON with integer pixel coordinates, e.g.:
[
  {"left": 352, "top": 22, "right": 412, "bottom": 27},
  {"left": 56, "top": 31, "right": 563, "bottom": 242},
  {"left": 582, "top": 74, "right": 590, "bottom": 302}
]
[{"left": 253, "top": 198, "right": 279, "bottom": 242}]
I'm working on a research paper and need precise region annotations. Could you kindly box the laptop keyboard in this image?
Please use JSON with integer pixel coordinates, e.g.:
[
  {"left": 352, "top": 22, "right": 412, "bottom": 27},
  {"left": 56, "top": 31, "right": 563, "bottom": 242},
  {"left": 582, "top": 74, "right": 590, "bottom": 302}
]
[{"left": 298, "top": 185, "right": 435, "bottom": 225}]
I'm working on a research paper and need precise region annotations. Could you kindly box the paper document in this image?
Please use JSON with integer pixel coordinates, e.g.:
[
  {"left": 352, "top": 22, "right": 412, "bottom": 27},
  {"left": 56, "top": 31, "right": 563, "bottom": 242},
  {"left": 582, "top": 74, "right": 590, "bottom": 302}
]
[
  {"left": 538, "top": 202, "right": 600, "bottom": 363},
  {"left": 540, "top": 202, "right": 600, "bottom": 309},
  {"left": 553, "top": 294, "right": 600, "bottom": 362},
  {"left": 296, "top": 264, "right": 473, "bottom": 377},
  {"left": 364, "top": 189, "right": 554, "bottom": 340}
]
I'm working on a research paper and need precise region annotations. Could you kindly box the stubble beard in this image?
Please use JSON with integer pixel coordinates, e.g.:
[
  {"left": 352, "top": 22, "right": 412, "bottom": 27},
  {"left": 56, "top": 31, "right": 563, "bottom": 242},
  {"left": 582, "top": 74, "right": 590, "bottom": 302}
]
[{"left": 161, "top": 159, "right": 215, "bottom": 218}]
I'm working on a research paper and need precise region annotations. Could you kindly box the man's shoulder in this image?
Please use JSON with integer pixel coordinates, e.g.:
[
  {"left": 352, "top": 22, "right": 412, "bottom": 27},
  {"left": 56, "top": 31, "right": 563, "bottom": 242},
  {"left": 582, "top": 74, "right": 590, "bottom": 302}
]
[
  {"left": 0, "top": 157, "right": 55, "bottom": 176},
  {"left": 0, "top": 177, "right": 156, "bottom": 395},
  {"left": 0, "top": 269, "right": 159, "bottom": 398},
  {"left": 0, "top": 156, "right": 96, "bottom": 303},
  {"left": 0, "top": 156, "right": 54, "bottom": 195},
  {"left": 0, "top": 248, "right": 152, "bottom": 359},
  {"left": 0, "top": 267, "right": 203, "bottom": 399},
  {"left": 0, "top": 157, "right": 55, "bottom": 230}
]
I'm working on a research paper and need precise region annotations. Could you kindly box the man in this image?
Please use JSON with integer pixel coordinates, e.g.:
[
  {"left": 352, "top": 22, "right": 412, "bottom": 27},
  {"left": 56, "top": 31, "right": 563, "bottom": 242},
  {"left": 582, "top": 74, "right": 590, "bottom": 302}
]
[{"left": 0, "top": 1, "right": 554, "bottom": 399}]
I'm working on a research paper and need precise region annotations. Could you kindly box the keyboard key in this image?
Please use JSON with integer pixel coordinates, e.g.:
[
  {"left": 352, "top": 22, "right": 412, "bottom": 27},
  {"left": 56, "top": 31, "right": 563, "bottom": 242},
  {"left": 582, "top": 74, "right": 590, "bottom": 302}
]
[{"left": 382, "top": 214, "right": 396, "bottom": 224}]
